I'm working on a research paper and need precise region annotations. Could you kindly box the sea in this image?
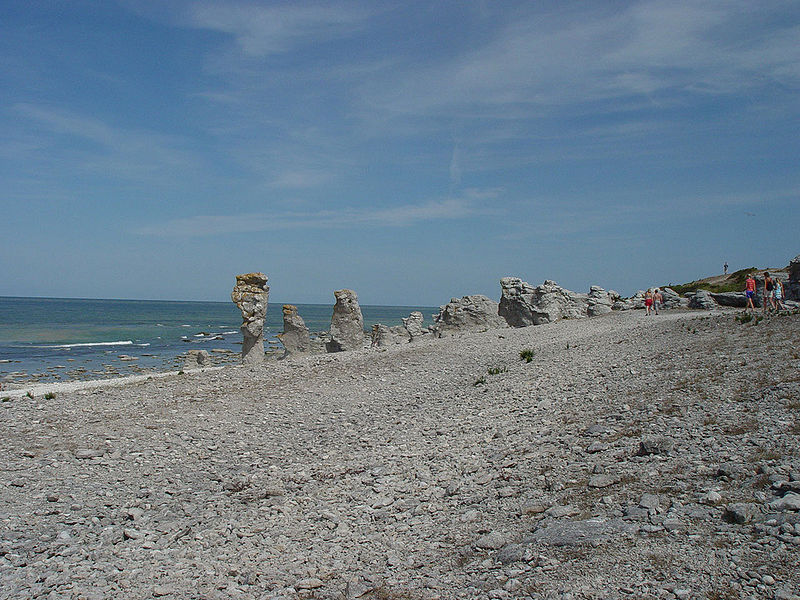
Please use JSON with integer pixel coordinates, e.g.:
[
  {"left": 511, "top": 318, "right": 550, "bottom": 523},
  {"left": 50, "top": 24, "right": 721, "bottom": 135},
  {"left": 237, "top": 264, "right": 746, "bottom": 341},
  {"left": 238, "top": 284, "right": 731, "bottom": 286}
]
[{"left": 0, "top": 297, "right": 439, "bottom": 388}]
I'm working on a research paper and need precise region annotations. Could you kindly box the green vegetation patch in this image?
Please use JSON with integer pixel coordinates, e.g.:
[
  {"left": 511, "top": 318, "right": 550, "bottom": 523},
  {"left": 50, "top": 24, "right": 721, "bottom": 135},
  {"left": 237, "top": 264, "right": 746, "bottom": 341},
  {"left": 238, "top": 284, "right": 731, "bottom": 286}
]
[{"left": 666, "top": 266, "right": 756, "bottom": 295}]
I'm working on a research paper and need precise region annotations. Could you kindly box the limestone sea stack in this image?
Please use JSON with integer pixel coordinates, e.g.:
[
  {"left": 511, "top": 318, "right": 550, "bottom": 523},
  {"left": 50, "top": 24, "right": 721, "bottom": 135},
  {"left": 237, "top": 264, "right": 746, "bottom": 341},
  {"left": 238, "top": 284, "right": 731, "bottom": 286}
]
[
  {"left": 499, "top": 278, "right": 589, "bottom": 327},
  {"left": 326, "top": 289, "right": 365, "bottom": 352},
  {"left": 277, "top": 304, "right": 310, "bottom": 357},
  {"left": 230, "top": 272, "right": 269, "bottom": 365},
  {"left": 432, "top": 295, "right": 506, "bottom": 337}
]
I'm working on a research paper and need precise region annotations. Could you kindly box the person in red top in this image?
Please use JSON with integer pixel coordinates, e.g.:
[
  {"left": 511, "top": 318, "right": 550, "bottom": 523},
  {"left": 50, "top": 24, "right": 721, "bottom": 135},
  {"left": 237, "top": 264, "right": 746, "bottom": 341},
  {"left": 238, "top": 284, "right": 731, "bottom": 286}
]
[{"left": 745, "top": 274, "right": 756, "bottom": 312}]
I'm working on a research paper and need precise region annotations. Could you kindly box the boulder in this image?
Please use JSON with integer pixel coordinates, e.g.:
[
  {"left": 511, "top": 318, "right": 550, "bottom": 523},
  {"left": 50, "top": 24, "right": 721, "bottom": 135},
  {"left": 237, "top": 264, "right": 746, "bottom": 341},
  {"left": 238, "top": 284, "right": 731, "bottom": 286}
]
[
  {"left": 688, "top": 289, "right": 716, "bottom": 310},
  {"left": 710, "top": 292, "right": 747, "bottom": 308},
  {"left": 587, "top": 286, "right": 615, "bottom": 316},
  {"left": 277, "top": 305, "right": 310, "bottom": 356},
  {"left": 789, "top": 255, "right": 800, "bottom": 282},
  {"left": 432, "top": 295, "right": 506, "bottom": 338},
  {"left": 326, "top": 289, "right": 365, "bottom": 352},
  {"left": 660, "top": 287, "right": 682, "bottom": 309},
  {"left": 183, "top": 350, "right": 210, "bottom": 370},
  {"left": 370, "top": 324, "right": 411, "bottom": 347},
  {"left": 402, "top": 311, "right": 425, "bottom": 339},
  {"left": 778, "top": 261, "right": 799, "bottom": 301},
  {"left": 499, "top": 278, "right": 588, "bottom": 326},
  {"left": 231, "top": 273, "right": 269, "bottom": 365}
]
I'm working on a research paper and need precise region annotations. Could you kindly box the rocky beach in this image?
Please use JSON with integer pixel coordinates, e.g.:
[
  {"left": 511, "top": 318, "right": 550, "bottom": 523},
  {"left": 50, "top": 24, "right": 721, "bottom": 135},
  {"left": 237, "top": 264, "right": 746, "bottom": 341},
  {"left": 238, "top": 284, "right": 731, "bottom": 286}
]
[{"left": 2, "top": 302, "right": 799, "bottom": 599}]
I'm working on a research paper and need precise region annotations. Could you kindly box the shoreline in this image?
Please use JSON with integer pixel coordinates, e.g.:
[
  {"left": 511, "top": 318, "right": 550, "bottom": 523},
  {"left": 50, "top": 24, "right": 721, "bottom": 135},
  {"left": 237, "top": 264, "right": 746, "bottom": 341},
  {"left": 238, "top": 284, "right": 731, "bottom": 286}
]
[{"left": 0, "top": 306, "right": 739, "bottom": 396}]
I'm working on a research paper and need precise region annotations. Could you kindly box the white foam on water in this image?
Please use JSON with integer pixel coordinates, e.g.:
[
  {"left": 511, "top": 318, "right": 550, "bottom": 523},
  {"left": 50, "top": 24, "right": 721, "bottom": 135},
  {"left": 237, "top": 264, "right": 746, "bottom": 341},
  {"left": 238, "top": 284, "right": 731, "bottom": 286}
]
[{"left": 35, "top": 340, "right": 135, "bottom": 349}]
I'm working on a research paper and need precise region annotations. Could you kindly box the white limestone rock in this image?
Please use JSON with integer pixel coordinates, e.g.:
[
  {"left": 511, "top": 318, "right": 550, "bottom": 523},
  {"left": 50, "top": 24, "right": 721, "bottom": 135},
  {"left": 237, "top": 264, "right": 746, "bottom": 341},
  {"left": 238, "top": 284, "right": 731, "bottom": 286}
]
[
  {"left": 688, "top": 289, "right": 716, "bottom": 310},
  {"left": 370, "top": 323, "right": 410, "bottom": 347},
  {"left": 402, "top": 311, "right": 425, "bottom": 339},
  {"left": 183, "top": 350, "right": 210, "bottom": 370},
  {"left": 230, "top": 273, "right": 269, "bottom": 365},
  {"left": 499, "top": 278, "right": 588, "bottom": 327},
  {"left": 277, "top": 304, "right": 310, "bottom": 357},
  {"left": 432, "top": 295, "right": 506, "bottom": 338},
  {"left": 326, "top": 289, "right": 365, "bottom": 352}
]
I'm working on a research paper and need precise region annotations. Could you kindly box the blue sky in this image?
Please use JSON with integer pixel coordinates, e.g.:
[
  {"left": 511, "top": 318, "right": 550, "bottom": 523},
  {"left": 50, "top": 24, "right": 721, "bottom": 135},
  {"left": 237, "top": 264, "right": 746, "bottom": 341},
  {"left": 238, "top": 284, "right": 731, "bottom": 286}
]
[{"left": 1, "top": 1, "right": 798, "bottom": 305}]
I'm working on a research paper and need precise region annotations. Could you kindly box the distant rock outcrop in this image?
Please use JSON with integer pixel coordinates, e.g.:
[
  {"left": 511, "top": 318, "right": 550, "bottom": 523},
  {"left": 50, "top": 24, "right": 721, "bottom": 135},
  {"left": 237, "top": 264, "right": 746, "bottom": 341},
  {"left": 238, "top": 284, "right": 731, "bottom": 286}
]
[
  {"left": 326, "top": 289, "right": 365, "bottom": 353},
  {"left": 688, "top": 289, "right": 716, "bottom": 310},
  {"left": 432, "top": 295, "right": 506, "bottom": 337},
  {"left": 183, "top": 349, "right": 210, "bottom": 370},
  {"left": 370, "top": 324, "right": 411, "bottom": 347},
  {"left": 278, "top": 305, "right": 310, "bottom": 357},
  {"left": 710, "top": 292, "right": 747, "bottom": 308},
  {"left": 660, "top": 287, "right": 682, "bottom": 309},
  {"left": 402, "top": 311, "right": 425, "bottom": 339},
  {"left": 499, "top": 278, "right": 589, "bottom": 326},
  {"left": 587, "top": 286, "right": 616, "bottom": 317},
  {"left": 231, "top": 272, "right": 269, "bottom": 365},
  {"left": 785, "top": 256, "right": 800, "bottom": 301},
  {"left": 789, "top": 255, "right": 800, "bottom": 282},
  {"left": 370, "top": 311, "right": 427, "bottom": 348}
]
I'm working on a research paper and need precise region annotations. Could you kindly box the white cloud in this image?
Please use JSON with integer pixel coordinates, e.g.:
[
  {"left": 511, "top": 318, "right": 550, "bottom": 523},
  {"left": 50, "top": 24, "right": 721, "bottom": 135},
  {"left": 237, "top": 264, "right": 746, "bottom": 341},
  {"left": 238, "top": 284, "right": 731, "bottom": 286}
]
[
  {"left": 13, "top": 104, "right": 199, "bottom": 179},
  {"left": 187, "top": 3, "right": 372, "bottom": 57},
  {"left": 359, "top": 2, "right": 800, "bottom": 118},
  {"left": 135, "top": 196, "right": 501, "bottom": 236}
]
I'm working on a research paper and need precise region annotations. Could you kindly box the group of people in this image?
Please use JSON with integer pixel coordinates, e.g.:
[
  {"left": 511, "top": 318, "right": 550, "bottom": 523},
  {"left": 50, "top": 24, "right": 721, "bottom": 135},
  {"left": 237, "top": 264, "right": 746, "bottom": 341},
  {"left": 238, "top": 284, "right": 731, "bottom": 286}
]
[
  {"left": 644, "top": 288, "right": 663, "bottom": 316},
  {"left": 745, "top": 271, "right": 786, "bottom": 312}
]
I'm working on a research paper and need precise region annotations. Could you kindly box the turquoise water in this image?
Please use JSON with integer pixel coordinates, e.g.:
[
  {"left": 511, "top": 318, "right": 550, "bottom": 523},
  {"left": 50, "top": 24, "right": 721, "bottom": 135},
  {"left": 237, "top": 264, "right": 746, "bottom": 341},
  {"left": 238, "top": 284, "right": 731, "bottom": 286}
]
[{"left": 0, "top": 297, "right": 438, "bottom": 386}]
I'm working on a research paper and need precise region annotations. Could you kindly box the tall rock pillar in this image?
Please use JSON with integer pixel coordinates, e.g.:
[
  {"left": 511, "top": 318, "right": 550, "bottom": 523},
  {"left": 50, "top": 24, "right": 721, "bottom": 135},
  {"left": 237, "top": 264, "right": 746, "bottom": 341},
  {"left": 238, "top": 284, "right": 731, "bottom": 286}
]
[
  {"left": 277, "top": 304, "right": 311, "bottom": 357},
  {"left": 326, "top": 289, "right": 365, "bottom": 352},
  {"left": 231, "top": 272, "right": 269, "bottom": 365}
]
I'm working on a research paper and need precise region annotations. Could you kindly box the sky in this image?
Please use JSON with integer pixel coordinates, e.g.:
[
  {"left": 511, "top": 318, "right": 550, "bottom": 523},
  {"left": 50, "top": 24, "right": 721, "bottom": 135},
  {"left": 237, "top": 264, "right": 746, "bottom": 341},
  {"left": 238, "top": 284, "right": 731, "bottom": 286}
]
[{"left": 1, "top": 1, "right": 798, "bottom": 305}]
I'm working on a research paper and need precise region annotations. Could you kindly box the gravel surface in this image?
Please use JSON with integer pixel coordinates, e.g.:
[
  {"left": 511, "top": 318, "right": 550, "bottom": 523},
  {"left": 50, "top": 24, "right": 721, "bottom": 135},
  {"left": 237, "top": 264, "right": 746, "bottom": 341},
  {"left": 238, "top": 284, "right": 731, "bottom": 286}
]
[{"left": 1, "top": 309, "right": 799, "bottom": 600}]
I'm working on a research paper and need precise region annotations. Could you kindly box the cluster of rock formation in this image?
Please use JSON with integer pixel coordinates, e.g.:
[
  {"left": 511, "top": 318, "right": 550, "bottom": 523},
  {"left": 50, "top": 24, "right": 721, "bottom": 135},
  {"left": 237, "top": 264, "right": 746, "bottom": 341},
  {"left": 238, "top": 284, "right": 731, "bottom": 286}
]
[
  {"left": 371, "top": 311, "right": 428, "bottom": 347},
  {"left": 431, "top": 295, "right": 507, "bottom": 338},
  {"left": 498, "top": 278, "right": 617, "bottom": 327},
  {"left": 224, "top": 254, "right": 800, "bottom": 364},
  {"left": 230, "top": 273, "right": 270, "bottom": 365}
]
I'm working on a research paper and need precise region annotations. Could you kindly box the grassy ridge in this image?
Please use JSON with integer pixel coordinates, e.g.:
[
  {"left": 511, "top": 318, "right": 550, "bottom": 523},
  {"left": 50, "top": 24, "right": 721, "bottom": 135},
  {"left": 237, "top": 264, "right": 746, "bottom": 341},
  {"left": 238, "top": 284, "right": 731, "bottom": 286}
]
[{"left": 664, "top": 267, "right": 756, "bottom": 295}]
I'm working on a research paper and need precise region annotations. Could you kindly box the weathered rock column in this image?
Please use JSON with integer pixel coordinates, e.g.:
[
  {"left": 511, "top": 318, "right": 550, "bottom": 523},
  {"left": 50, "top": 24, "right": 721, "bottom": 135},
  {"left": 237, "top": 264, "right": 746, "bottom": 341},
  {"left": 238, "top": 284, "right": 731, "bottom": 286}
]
[
  {"left": 277, "top": 304, "right": 310, "bottom": 357},
  {"left": 231, "top": 272, "right": 269, "bottom": 365},
  {"left": 326, "top": 289, "right": 365, "bottom": 352},
  {"left": 787, "top": 255, "right": 800, "bottom": 301}
]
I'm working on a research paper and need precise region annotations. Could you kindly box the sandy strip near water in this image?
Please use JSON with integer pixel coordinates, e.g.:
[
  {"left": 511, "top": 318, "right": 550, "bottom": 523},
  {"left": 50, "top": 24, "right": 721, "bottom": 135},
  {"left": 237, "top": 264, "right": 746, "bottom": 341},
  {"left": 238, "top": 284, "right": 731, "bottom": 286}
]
[{"left": 0, "top": 367, "right": 225, "bottom": 399}]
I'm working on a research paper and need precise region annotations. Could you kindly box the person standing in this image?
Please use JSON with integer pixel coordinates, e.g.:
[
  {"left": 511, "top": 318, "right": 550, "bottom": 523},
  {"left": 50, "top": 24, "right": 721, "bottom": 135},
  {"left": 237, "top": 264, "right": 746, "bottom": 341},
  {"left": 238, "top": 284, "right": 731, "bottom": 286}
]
[
  {"left": 745, "top": 273, "right": 756, "bottom": 312},
  {"left": 644, "top": 289, "right": 654, "bottom": 316},
  {"left": 763, "top": 272, "right": 775, "bottom": 313},
  {"left": 773, "top": 277, "right": 786, "bottom": 311},
  {"left": 724, "top": 262, "right": 728, "bottom": 275},
  {"left": 653, "top": 288, "right": 663, "bottom": 314}
]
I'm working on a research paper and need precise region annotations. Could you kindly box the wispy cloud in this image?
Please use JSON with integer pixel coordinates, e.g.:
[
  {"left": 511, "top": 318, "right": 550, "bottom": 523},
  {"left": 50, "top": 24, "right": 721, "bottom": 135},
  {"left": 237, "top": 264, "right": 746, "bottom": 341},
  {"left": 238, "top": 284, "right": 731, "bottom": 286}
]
[
  {"left": 187, "top": 3, "right": 373, "bottom": 57},
  {"left": 359, "top": 2, "right": 800, "bottom": 119},
  {"left": 12, "top": 104, "right": 200, "bottom": 180},
  {"left": 135, "top": 196, "right": 501, "bottom": 236}
]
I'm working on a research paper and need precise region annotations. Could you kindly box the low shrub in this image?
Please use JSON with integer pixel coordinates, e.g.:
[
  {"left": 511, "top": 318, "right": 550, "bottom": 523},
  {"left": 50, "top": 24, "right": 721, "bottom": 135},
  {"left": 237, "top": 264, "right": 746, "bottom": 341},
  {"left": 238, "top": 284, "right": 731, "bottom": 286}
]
[{"left": 520, "top": 349, "right": 535, "bottom": 363}]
